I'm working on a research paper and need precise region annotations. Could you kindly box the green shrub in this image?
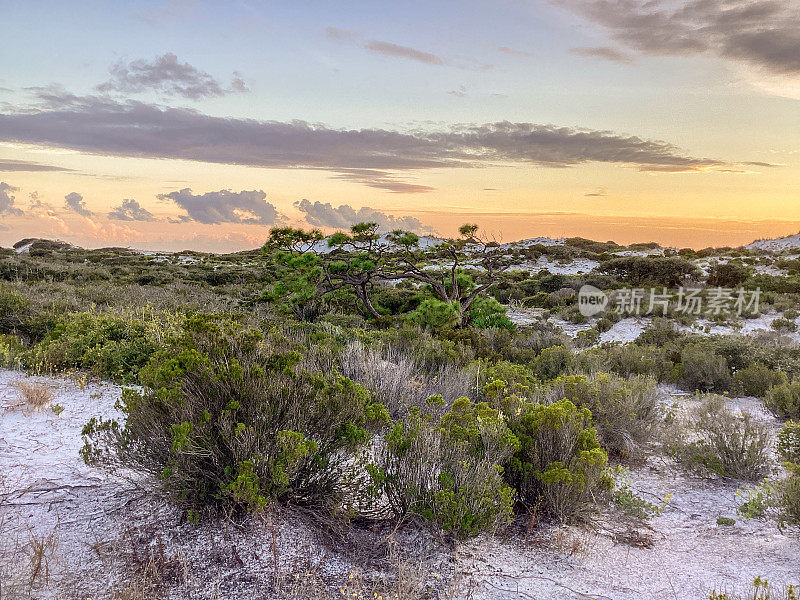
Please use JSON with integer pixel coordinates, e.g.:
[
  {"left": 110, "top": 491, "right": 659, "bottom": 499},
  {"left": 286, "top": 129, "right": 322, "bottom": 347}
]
[
  {"left": 775, "top": 475, "right": 800, "bottom": 528},
  {"left": 675, "top": 397, "right": 770, "bottom": 481},
  {"left": 24, "top": 312, "right": 163, "bottom": 381},
  {"left": 81, "top": 317, "right": 384, "bottom": 515},
  {"left": 468, "top": 296, "right": 515, "bottom": 330},
  {"left": 594, "top": 343, "right": 674, "bottom": 380},
  {"left": 0, "top": 284, "right": 30, "bottom": 334},
  {"left": 506, "top": 398, "right": 610, "bottom": 522},
  {"left": 547, "top": 373, "right": 660, "bottom": 458},
  {"left": 595, "top": 317, "right": 613, "bottom": 333},
  {"left": 766, "top": 381, "right": 800, "bottom": 419},
  {"left": 772, "top": 317, "right": 797, "bottom": 332},
  {"left": 677, "top": 343, "right": 732, "bottom": 392},
  {"left": 777, "top": 421, "right": 800, "bottom": 465},
  {"left": 636, "top": 317, "right": 680, "bottom": 346},
  {"left": 736, "top": 479, "right": 775, "bottom": 519},
  {"left": 373, "top": 398, "right": 518, "bottom": 538},
  {"left": 531, "top": 345, "right": 573, "bottom": 380},
  {"left": 407, "top": 298, "right": 460, "bottom": 330},
  {"left": 716, "top": 516, "right": 736, "bottom": 526},
  {"left": 734, "top": 362, "right": 787, "bottom": 397}
]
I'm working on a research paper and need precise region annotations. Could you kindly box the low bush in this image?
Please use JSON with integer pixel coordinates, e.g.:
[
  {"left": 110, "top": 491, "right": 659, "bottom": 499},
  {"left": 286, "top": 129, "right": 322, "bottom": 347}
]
[
  {"left": 81, "top": 316, "right": 386, "bottom": 515},
  {"left": 734, "top": 362, "right": 787, "bottom": 397},
  {"left": 371, "top": 398, "right": 518, "bottom": 538},
  {"left": 674, "top": 396, "right": 771, "bottom": 481},
  {"left": 0, "top": 284, "right": 30, "bottom": 334},
  {"left": 777, "top": 421, "right": 800, "bottom": 465},
  {"left": 25, "top": 312, "right": 164, "bottom": 381},
  {"left": 546, "top": 373, "right": 661, "bottom": 458},
  {"left": 505, "top": 398, "right": 610, "bottom": 522},
  {"left": 765, "top": 381, "right": 800, "bottom": 419},
  {"left": 677, "top": 343, "right": 732, "bottom": 392},
  {"left": 531, "top": 345, "right": 573, "bottom": 380}
]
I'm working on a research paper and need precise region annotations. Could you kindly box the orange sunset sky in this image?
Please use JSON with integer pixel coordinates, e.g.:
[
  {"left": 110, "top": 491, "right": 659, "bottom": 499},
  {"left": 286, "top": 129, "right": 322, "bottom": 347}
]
[{"left": 1, "top": 1, "right": 798, "bottom": 251}]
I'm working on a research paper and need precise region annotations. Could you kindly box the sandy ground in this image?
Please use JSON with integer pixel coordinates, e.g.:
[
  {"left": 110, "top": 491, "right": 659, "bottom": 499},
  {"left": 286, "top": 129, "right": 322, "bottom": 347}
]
[{"left": 2, "top": 370, "right": 798, "bottom": 599}]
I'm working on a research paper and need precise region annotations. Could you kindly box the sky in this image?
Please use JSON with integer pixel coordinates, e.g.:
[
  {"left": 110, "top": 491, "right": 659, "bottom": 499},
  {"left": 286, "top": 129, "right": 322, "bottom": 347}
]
[{"left": 0, "top": 0, "right": 798, "bottom": 251}]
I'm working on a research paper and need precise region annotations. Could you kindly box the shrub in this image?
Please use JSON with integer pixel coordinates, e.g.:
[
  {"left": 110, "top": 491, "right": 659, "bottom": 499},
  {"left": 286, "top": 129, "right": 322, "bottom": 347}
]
[
  {"left": 707, "top": 261, "right": 752, "bottom": 288},
  {"left": 12, "top": 379, "right": 54, "bottom": 409},
  {"left": 81, "top": 317, "right": 385, "bottom": 515},
  {"left": 678, "top": 343, "right": 732, "bottom": 392},
  {"left": 771, "top": 317, "right": 797, "bottom": 333},
  {"left": 636, "top": 317, "right": 680, "bottom": 346},
  {"left": 25, "top": 312, "right": 162, "bottom": 381},
  {"left": 674, "top": 396, "right": 771, "bottom": 481},
  {"left": 736, "top": 479, "right": 775, "bottom": 519},
  {"left": 505, "top": 398, "right": 610, "bottom": 522},
  {"left": 734, "top": 362, "right": 787, "bottom": 397},
  {"left": 467, "top": 296, "right": 515, "bottom": 330},
  {"left": 531, "top": 345, "right": 573, "bottom": 380},
  {"left": 765, "top": 381, "right": 800, "bottom": 419},
  {"left": 407, "top": 298, "right": 460, "bottom": 330},
  {"left": 775, "top": 475, "right": 800, "bottom": 528},
  {"left": 372, "top": 398, "right": 518, "bottom": 538},
  {"left": 339, "top": 341, "right": 473, "bottom": 418},
  {"left": 547, "top": 373, "right": 661, "bottom": 458},
  {"left": 777, "top": 421, "right": 800, "bottom": 465},
  {"left": 0, "top": 285, "right": 30, "bottom": 334}
]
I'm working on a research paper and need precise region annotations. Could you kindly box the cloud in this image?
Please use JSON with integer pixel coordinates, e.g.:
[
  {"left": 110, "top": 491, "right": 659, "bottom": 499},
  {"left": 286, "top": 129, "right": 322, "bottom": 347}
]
[
  {"left": 584, "top": 187, "right": 607, "bottom": 197},
  {"left": 0, "top": 182, "right": 23, "bottom": 216},
  {"left": 97, "top": 53, "right": 247, "bottom": 99},
  {"left": 557, "top": 0, "right": 800, "bottom": 76},
  {"left": 296, "top": 199, "right": 434, "bottom": 233},
  {"left": 332, "top": 169, "right": 435, "bottom": 193},
  {"left": 325, "top": 28, "right": 448, "bottom": 66},
  {"left": 325, "top": 27, "right": 359, "bottom": 42},
  {"left": 0, "top": 159, "right": 72, "bottom": 172},
  {"left": 64, "top": 191, "right": 92, "bottom": 216},
  {"left": 570, "top": 46, "right": 633, "bottom": 64},
  {"left": 0, "top": 92, "right": 725, "bottom": 185},
  {"left": 498, "top": 46, "right": 534, "bottom": 58},
  {"left": 363, "top": 40, "right": 445, "bottom": 65},
  {"left": 108, "top": 198, "right": 156, "bottom": 221},
  {"left": 448, "top": 86, "right": 468, "bottom": 98},
  {"left": 157, "top": 188, "right": 280, "bottom": 224}
]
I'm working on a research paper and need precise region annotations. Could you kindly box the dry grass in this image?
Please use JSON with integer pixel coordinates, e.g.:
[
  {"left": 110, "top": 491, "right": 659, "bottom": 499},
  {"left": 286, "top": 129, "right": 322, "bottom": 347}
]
[{"left": 12, "top": 379, "right": 55, "bottom": 410}]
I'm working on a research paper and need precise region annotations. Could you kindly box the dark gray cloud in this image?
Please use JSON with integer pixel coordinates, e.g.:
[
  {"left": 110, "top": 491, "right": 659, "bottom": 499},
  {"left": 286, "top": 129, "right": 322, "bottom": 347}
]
[
  {"left": 0, "top": 182, "right": 23, "bottom": 216},
  {"left": 296, "top": 199, "right": 433, "bottom": 233},
  {"left": 0, "top": 159, "right": 72, "bottom": 172},
  {"left": 157, "top": 188, "right": 279, "bottom": 224},
  {"left": 0, "top": 92, "right": 723, "bottom": 185},
  {"left": 363, "top": 41, "right": 445, "bottom": 65},
  {"left": 570, "top": 46, "right": 633, "bottom": 64},
  {"left": 64, "top": 191, "right": 92, "bottom": 216},
  {"left": 108, "top": 198, "right": 156, "bottom": 221},
  {"left": 97, "top": 53, "right": 247, "bottom": 99},
  {"left": 558, "top": 0, "right": 800, "bottom": 75}
]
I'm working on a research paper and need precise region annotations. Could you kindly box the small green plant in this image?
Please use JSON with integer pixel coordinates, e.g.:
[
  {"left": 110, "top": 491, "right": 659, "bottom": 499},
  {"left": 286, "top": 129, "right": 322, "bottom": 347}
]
[
  {"left": 716, "top": 516, "right": 736, "bottom": 526},
  {"left": 736, "top": 479, "right": 775, "bottom": 519},
  {"left": 609, "top": 466, "right": 667, "bottom": 519},
  {"left": 50, "top": 403, "right": 64, "bottom": 416}
]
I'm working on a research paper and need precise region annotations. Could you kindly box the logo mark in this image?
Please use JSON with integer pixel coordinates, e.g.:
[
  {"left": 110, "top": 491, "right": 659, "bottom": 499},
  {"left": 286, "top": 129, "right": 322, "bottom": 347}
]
[{"left": 578, "top": 285, "right": 608, "bottom": 317}]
